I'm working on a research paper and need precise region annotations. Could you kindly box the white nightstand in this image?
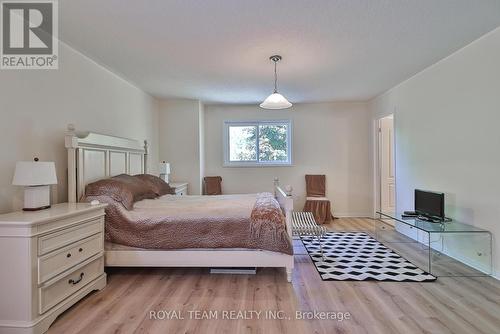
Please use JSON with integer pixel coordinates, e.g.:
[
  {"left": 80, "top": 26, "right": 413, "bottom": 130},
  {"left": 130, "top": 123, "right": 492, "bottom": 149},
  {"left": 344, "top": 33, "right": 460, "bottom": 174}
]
[
  {"left": 170, "top": 182, "right": 188, "bottom": 195},
  {"left": 0, "top": 202, "right": 107, "bottom": 334}
]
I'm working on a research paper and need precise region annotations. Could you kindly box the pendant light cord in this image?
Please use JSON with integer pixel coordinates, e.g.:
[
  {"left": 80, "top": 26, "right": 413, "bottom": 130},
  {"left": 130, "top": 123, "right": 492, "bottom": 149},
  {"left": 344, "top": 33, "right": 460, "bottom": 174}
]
[{"left": 274, "top": 60, "right": 278, "bottom": 93}]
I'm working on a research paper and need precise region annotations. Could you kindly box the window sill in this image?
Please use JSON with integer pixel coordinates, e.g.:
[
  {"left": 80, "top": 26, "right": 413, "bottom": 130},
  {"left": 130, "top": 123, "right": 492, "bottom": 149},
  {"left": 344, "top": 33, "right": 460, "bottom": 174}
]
[{"left": 222, "top": 163, "right": 294, "bottom": 168}]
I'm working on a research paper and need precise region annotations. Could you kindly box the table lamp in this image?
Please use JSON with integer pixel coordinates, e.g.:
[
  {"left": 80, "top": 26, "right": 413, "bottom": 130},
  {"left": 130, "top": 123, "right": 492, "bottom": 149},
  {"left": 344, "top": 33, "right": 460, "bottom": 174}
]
[
  {"left": 12, "top": 158, "right": 58, "bottom": 211},
  {"left": 159, "top": 161, "right": 171, "bottom": 183}
]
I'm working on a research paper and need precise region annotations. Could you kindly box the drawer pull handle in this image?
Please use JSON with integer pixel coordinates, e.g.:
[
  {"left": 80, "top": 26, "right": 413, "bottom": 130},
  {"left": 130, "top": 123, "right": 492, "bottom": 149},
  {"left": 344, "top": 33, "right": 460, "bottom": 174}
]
[
  {"left": 79, "top": 248, "right": 83, "bottom": 252},
  {"left": 66, "top": 253, "right": 71, "bottom": 258},
  {"left": 68, "top": 273, "right": 84, "bottom": 285}
]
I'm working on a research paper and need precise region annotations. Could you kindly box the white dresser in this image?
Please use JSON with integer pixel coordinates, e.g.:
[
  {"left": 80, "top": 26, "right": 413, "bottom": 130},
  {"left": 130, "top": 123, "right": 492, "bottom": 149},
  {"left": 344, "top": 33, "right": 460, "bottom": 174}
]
[
  {"left": 0, "top": 203, "right": 107, "bottom": 334},
  {"left": 170, "top": 182, "right": 188, "bottom": 195}
]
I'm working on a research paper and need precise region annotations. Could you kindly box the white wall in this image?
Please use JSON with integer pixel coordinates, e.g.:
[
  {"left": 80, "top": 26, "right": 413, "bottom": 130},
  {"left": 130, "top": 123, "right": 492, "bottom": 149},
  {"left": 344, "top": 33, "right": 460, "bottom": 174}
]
[
  {"left": 0, "top": 42, "right": 159, "bottom": 213},
  {"left": 204, "top": 103, "right": 373, "bottom": 216},
  {"left": 198, "top": 101, "right": 206, "bottom": 193},
  {"left": 369, "top": 27, "right": 500, "bottom": 275},
  {"left": 158, "top": 99, "right": 204, "bottom": 195}
]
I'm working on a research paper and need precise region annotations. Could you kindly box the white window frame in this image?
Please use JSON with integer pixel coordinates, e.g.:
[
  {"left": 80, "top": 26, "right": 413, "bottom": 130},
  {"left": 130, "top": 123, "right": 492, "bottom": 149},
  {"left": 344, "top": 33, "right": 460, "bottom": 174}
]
[{"left": 223, "top": 120, "right": 293, "bottom": 167}]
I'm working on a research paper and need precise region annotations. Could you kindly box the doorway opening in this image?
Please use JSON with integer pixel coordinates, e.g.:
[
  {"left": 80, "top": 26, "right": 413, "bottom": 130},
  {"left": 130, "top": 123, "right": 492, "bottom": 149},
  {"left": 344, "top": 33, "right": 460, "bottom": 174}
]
[{"left": 377, "top": 114, "right": 396, "bottom": 216}]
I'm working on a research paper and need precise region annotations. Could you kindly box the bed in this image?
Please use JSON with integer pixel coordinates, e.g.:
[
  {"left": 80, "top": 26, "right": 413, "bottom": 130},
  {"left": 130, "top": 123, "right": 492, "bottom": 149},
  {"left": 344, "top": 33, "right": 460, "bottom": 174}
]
[{"left": 65, "top": 125, "right": 294, "bottom": 282}]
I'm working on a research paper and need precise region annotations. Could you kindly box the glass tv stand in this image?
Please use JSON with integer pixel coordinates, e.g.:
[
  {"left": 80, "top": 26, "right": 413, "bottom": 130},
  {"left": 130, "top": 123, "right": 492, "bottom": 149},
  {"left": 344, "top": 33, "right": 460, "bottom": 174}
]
[{"left": 375, "top": 211, "right": 492, "bottom": 277}]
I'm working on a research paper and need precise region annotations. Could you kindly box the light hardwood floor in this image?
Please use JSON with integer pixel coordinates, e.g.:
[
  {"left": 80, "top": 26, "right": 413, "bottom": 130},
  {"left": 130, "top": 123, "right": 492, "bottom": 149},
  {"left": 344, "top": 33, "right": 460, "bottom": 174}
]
[{"left": 48, "top": 218, "right": 500, "bottom": 334}]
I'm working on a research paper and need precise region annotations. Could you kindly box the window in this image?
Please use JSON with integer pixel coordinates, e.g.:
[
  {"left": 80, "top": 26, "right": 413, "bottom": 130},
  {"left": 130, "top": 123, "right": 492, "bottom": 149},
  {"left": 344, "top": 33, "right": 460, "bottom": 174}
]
[{"left": 223, "top": 120, "right": 292, "bottom": 166}]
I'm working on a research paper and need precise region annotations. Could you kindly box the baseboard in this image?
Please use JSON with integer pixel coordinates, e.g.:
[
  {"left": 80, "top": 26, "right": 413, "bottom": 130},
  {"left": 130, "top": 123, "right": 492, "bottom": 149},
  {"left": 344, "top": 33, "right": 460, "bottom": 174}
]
[{"left": 334, "top": 213, "right": 373, "bottom": 218}]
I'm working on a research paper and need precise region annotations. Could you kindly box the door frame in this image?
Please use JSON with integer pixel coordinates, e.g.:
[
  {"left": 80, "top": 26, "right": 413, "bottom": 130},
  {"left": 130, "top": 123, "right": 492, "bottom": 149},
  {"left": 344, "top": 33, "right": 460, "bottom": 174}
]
[{"left": 373, "top": 114, "right": 396, "bottom": 217}]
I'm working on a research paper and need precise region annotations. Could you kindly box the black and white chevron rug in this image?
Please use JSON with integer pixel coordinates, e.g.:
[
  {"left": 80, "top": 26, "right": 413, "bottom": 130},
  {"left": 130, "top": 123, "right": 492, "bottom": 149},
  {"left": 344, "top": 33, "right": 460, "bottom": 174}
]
[{"left": 301, "top": 232, "right": 436, "bottom": 282}]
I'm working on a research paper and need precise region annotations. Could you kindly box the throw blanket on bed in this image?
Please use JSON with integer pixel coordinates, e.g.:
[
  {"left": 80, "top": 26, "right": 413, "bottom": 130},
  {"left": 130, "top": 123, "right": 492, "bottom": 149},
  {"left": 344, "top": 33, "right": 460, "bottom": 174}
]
[
  {"left": 83, "top": 193, "right": 292, "bottom": 255},
  {"left": 250, "top": 192, "right": 287, "bottom": 243}
]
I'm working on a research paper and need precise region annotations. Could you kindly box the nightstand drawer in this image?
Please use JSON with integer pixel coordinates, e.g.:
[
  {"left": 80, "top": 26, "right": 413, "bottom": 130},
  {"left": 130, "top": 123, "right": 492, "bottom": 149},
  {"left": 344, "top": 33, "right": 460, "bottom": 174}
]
[
  {"left": 38, "top": 218, "right": 104, "bottom": 256},
  {"left": 39, "top": 256, "right": 104, "bottom": 314},
  {"left": 170, "top": 182, "right": 188, "bottom": 196},
  {"left": 176, "top": 186, "right": 187, "bottom": 195},
  {"left": 38, "top": 233, "right": 103, "bottom": 284}
]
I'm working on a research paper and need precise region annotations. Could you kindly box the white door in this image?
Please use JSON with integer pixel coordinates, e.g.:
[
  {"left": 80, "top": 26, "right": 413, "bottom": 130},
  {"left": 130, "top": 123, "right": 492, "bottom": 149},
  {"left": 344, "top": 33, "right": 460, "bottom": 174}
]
[{"left": 380, "top": 116, "right": 395, "bottom": 212}]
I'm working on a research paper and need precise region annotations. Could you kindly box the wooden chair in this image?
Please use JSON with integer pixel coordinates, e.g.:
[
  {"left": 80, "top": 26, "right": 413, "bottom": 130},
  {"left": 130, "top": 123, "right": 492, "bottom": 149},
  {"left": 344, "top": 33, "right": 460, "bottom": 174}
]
[
  {"left": 303, "top": 175, "right": 332, "bottom": 224},
  {"left": 204, "top": 176, "right": 222, "bottom": 195}
]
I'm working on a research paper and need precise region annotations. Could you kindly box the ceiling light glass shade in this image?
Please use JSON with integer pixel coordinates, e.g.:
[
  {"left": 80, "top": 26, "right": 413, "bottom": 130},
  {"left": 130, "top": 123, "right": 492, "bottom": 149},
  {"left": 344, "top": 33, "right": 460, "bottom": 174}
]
[{"left": 260, "top": 92, "right": 292, "bottom": 109}]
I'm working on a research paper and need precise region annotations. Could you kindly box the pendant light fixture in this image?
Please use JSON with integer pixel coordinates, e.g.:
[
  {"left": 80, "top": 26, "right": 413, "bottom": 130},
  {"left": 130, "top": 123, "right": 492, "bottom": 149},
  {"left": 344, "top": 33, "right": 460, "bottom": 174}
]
[{"left": 260, "top": 55, "right": 292, "bottom": 109}]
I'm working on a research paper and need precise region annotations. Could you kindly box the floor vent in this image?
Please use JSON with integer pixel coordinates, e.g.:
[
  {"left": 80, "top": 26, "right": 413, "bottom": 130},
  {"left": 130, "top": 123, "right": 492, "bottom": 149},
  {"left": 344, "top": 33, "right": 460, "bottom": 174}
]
[{"left": 210, "top": 267, "right": 257, "bottom": 275}]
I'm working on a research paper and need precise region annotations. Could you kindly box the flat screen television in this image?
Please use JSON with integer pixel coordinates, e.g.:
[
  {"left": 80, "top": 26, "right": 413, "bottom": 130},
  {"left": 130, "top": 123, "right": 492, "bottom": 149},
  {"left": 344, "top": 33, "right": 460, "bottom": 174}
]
[{"left": 415, "top": 189, "right": 445, "bottom": 220}]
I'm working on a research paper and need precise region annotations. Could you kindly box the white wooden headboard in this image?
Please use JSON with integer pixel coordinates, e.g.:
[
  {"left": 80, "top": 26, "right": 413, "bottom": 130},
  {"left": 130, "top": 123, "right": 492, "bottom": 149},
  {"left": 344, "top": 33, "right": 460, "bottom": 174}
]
[{"left": 65, "top": 124, "right": 148, "bottom": 202}]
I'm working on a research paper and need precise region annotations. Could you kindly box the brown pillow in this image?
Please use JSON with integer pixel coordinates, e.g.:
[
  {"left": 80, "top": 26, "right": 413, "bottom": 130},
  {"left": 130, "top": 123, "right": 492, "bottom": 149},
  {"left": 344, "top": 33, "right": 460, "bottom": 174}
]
[
  {"left": 134, "top": 174, "right": 175, "bottom": 196},
  {"left": 85, "top": 174, "right": 157, "bottom": 210}
]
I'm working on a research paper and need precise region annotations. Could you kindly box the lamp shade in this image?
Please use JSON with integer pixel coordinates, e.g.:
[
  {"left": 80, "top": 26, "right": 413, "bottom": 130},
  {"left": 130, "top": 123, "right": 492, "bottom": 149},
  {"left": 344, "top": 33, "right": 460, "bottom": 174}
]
[
  {"left": 12, "top": 161, "right": 58, "bottom": 186},
  {"left": 159, "top": 162, "right": 171, "bottom": 174},
  {"left": 260, "top": 93, "right": 293, "bottom": 110}
]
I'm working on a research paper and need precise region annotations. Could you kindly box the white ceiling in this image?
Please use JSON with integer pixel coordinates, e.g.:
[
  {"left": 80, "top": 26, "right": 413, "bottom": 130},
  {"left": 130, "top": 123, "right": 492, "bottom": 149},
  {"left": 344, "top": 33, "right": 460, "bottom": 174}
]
[{"left": 60, "top": 0, "right": 500, "bottom": 104}]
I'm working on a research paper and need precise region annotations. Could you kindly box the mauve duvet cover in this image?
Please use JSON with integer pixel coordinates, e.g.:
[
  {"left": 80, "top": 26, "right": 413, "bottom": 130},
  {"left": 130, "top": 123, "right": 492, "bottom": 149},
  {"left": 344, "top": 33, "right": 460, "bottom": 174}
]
[{"left": 83, "top": 193, "right": 292, "bottom": 255}]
